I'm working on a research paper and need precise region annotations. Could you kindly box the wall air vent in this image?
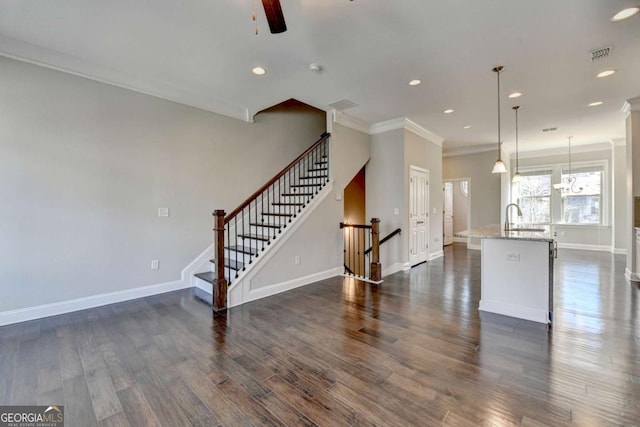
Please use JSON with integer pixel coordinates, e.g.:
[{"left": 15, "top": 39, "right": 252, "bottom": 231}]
[
  {"left": 589, "top": 45, "right": 614, "bottom": 62},
  {"left": 328, "top": 99, "right": 358, "bottom": 111},
  {"left": 542, "top": 127, "right": 558, "bottom": 133}
]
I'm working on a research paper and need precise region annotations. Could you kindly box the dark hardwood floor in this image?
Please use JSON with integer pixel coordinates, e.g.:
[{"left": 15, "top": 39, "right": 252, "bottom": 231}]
[{"left": 1, "top": 243, "right": 639, "bottom": 426}]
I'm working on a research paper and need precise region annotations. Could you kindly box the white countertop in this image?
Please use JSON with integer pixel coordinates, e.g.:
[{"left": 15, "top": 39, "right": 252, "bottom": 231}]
[{"left": 455, "top": 224, "right": 554, "bottom": 243}]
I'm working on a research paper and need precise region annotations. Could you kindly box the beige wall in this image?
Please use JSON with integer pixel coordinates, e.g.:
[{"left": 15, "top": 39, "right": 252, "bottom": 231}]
[
  {"left": 443, "top": 150, "right": 502, "bottom": 230},
  {"left": 0, "top": 56, "right": 325, "bottom": 312},
  {"left": 366, "top": 129, "right": 405, "bottom": 268},
  {"left": 613, "top": 144, "right": 626, "bottom": 252},
  {"left": 404, "top": 129, "right": 443, "bottom": 258}
]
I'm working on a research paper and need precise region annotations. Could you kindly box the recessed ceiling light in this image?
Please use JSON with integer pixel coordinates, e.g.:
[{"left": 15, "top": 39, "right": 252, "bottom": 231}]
[
  {"left": 611, "top": 7, "right": 639, "bottom": 21},
  {"left": 508, "top": 92, "right": 522, "bottom": 99},
  {"left": 588, "top": 101, "right": 604, "bottom": 107},
  {"left": 443, "top": 109, "right": 454, "bottom": 114},
  {"left": 409, "top": 79, "right": 421, "bottom": 86},
  {"left": 252, "top": 66, "right": 266, "bottom": 76},
  {"left": 463, "top": 125, "right": 472, "bottom": 129},
  {"left": 596, "top": 70, "right": 616, "bottom": 78}
]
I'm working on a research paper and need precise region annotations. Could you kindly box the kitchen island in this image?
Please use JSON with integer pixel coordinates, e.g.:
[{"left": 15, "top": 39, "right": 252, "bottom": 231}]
[{"left": 456, "top": 224, "right": 556, "bottom": 324}]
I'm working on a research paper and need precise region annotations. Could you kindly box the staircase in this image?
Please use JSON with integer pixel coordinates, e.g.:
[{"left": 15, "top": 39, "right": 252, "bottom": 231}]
[{"left": 194, "top": 133, "right": 331, "bottom": 311}]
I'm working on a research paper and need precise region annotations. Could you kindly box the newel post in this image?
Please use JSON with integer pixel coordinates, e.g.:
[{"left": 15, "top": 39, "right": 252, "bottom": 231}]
[
  {"left": 370, "top": 218, "right": 381, "bottom": 282},
  {"left": 213, "top": 210, "right": 228, "bottom": 312}
]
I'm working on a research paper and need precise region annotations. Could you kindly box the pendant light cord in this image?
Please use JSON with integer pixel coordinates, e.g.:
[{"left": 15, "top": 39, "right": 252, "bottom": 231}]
[
  {"left": 497, "top": 69, "right": 501, "bottom": 157},
  {"left": 515, "top": 106, "right": 519, "bottom": 171}
]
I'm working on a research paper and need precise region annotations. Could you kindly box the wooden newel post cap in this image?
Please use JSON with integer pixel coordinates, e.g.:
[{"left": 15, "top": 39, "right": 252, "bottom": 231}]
[
  {"left": 371, "top": 218, "right": 380, "bottom": 224},
  {"left": 214, "top": 209, "right": 226, "bottom": 217}
]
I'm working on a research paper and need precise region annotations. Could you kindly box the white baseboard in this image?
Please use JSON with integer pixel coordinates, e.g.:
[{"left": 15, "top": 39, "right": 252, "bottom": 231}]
[
  {"left": 238, "top": 267, "right": 343, "bottom": 306},
  {"left": 557, "top": 243, "right": 611, "bottom": 253},
  {"left": 0, "top": 279, "right": 189, "bottom": 326},
  {"left": 625, "top": 267, "right": 640, "bottom": 282},
  {"left": 340, "top": 274, "right": 383, "bottom": 285},
  {"left": 479, "top": 299, "right": 549, "bottom": 324},
  {"left": 382, "top": 262, "right": 407, "bottom": 277},
  {"left": 428, "top": 250, "right": 444, "bottom": 261},
  {"left": 612, "top": 248, "right": 627, "bottom": 255},
  {"left": 468, "top": 243, "right": 481, "bottom": 251}
]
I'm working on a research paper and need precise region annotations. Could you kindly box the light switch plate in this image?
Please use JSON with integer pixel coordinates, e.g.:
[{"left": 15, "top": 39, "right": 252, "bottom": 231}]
[
  {"left": 158, "top": 208, "right": 169, "bottom": 217},
  {"left": 505, "top": 253, "right": 520, "bottom": 262},
  {"left": 394, "top": 208, "right": 399, "bottom": 215},
  {"left": 151, "top": 259, "right": 159, "bottom": 270}
]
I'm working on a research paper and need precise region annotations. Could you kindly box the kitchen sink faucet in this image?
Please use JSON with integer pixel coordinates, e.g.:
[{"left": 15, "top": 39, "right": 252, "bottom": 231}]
[{"left": 505, "top": 203, "right": 523, "bottom": 231}]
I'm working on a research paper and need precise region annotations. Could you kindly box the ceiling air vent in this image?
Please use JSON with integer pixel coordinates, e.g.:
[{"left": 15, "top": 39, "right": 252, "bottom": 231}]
[
  {"left": 328, "top": 99, "right": 358, "bottom": 111},
  {"left": 589, "top": 45, "right": 614, "bottom": 62},
  {"left": 542, "top": 127, "right": 558, "bottom": 133}
]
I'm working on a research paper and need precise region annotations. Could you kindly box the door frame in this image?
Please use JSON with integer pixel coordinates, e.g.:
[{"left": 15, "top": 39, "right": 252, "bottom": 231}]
[
  {"left": 409, "top": 165, "right": 429, "bottom": 266},
  {"left": 442, "top": 177, "right": 471, "bottom": 248}
]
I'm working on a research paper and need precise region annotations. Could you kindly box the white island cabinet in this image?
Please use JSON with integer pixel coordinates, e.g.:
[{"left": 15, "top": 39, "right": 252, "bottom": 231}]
[{"left": 456, "top": 225, "right": 555, "bottom": 325}]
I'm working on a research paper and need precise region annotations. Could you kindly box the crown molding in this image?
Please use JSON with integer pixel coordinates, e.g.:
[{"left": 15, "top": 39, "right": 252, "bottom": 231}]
[
  {"left": 404, "top": 118, "right": 444, "bottom": 147},
  {"left": 370, "top": 117, "right": 444, "bottom": 146},
  {"left": 611, "top": 138, "right": 626, "bottom": 147},
  {"left": 333, "top": 111, "right": 371, "bottom": 135},
  {"left": 621, "top": 96, "right": 640, "bottom": 114},
  {"left": 442, "top": 144, "right": 496, "bottom": 158},
  {"left": 513, "top": 142, "right": 613, "bottom": 159},
  {"left": 0, "top": 38, "right": 250, "bottom": 122}
]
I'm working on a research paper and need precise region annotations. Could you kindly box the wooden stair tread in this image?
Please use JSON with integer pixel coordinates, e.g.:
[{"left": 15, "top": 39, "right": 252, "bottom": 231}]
[
  {"left": 261, "top": 212, "right": 294, "bottom": 216},
  {"left": 300, "top": 176, "right": 328, "bottom": 180},
  {"left": 307, "top": 168, "right": 327, "bottom": 172},
  {"left": 282, "top": 192, "right": 313, "bottom": 196},
  {"left": 272, "top": 202, "right": 304, "bottom": 206},
  {"left": 210, "top": 258, "right": 245, "bottom": 271},
  {"left": 290, "top": 183, "right": 323, "bottom": 188},
  {"left": 249, "top": 222, "right": 281, "bottom": 229},
  {"left": 238, "top": 233, "right": 270, "bottom": 242},
  {"left": 194, "top": 271, "right": 217, "bottom": 284},
  {"left": 226, "top": 245, "right": 258, "bottom": 255}
]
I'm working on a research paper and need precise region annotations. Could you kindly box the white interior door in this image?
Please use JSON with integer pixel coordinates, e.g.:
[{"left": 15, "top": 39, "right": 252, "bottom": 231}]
[
  {"left": 443, "top": 182, "right": 454, "bottom": 245},
  {"left": 409, "top": 167, "right": 429, "bottom": 266}
]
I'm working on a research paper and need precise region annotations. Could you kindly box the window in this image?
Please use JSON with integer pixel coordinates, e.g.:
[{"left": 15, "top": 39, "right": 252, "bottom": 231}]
[
  {"left": 515, "top": 171, "right": 552, "bottom": 225},
  {"left": 561, "top": 168, "right": 602, "bottom": 224},
  {"left": 459, "top": 181, "right": 468, "bottom": 197}
]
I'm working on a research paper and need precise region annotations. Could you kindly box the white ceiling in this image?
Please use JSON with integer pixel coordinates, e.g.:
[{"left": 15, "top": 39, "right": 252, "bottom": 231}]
[{"left": 1, "top": 0, "right": 639, "bottom": 154}]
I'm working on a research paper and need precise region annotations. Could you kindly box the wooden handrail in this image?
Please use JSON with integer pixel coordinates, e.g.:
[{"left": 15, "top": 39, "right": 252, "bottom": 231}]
[
  {"left": 225, "top": 132, "right": 330, "bottom": 223},
  {"left": 364, "top": 228, "right": 401, "bottom": 255},
  {"left": 339, "top": 222, "right": 372, "bottom": 230}
]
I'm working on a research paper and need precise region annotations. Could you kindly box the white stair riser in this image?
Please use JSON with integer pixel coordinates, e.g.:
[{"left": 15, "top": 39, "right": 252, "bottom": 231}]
[
  {"left": 250, "top": 224, "right": 281, "bottom": 235},
  {"left": 225, "top": 249, "right": 256, "bottom": 263},
  {"left": 239, "top": 236, "right": 267, "bottom": 250},
  {"left": 304, "top": 170, "right": 328, "bottom": 177}
]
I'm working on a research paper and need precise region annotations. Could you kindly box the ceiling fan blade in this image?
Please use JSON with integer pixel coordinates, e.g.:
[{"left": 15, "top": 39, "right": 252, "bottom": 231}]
[{"left": 261, "top": 0, "right": 287, "bottom": 34}]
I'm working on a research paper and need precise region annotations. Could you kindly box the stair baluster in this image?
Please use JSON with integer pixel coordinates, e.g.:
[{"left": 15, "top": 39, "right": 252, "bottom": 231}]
[{"left": 209, "top": 133, "right": 330, "bottom": 312}]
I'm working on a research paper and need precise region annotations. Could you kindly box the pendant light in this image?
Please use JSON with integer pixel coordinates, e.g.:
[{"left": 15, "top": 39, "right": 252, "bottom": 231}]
[
  {"left": 553, "top": 136, "right": 583, "bottom": 193},
  {"left": 512, "top": 105, "right": 522, "bottom": 182},
  {"left": 491, "top": 66, "right": 507, "bottom": 173}
]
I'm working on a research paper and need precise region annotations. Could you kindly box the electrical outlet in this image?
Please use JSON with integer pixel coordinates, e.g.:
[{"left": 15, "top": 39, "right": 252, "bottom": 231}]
[
  {"left": 158, "top": 208, "right": 169, "bottom": 217},
  {"left": 294, "top": 255, "right": 301, "bottom": 265},
  {"left": 151, "top": 259, "right": 159, "bottom": 270}
]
